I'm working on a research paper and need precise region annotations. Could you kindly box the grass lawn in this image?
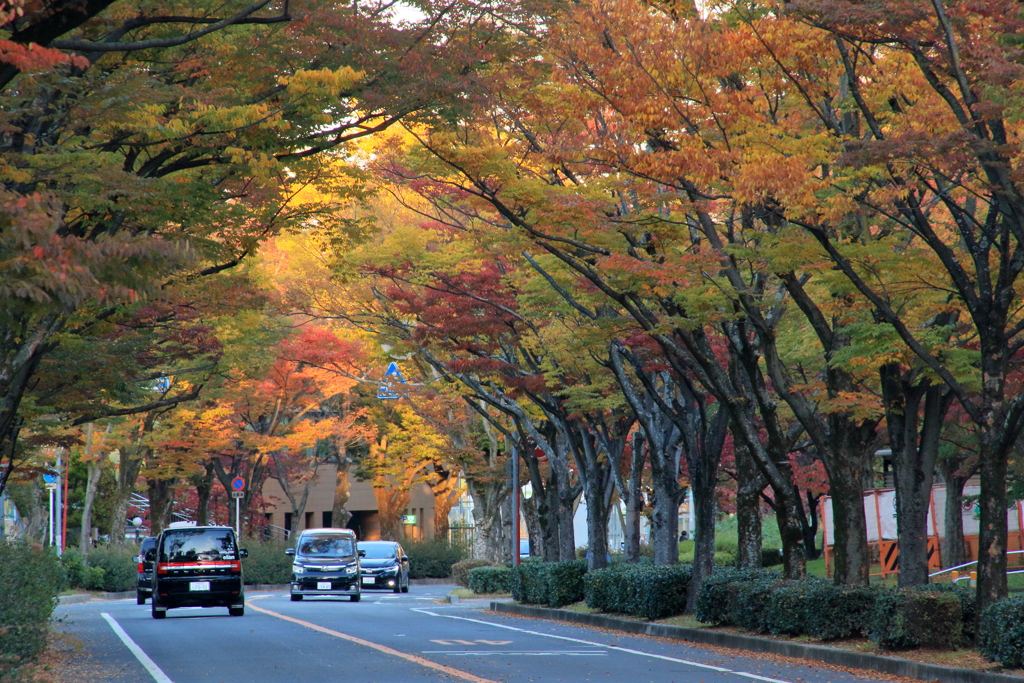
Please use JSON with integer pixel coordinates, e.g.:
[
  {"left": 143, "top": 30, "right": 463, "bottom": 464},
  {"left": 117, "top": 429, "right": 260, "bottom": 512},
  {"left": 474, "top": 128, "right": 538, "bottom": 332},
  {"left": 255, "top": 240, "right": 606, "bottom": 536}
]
[{"left": 451, "top": 587, "right": 511, "bottom": 599}]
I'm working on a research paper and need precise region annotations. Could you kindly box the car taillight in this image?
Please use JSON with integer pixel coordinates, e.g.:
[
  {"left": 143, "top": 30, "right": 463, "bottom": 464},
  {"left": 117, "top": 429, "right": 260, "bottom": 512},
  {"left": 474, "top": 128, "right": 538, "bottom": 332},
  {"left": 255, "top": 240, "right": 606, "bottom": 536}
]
[
  {"left": 157, "top": 563, "right": 170, "bottom": 574},
  {"left": 137, "top": 562, "right": 143, "bottom": 572},
  {"left": 230, "top": 561, "right": 241, "bottom": 571}
]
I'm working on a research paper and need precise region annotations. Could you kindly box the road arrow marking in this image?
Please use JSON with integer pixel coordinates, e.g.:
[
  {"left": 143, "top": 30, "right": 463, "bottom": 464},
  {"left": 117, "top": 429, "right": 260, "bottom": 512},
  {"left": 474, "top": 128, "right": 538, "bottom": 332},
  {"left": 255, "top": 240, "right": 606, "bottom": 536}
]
[{"left": 475, "top": 640, "right": 513, "bottom": 645}]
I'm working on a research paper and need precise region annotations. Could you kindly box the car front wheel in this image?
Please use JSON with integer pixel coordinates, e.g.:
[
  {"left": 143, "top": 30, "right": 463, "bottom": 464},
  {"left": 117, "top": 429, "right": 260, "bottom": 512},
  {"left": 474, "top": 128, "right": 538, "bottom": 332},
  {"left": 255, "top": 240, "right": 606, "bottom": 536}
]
[
  {"left": 137, "top": 591, "right": 147, "bottom": 605},
  {"left": 290, "top": 593, "right": 303, "bottom": 602},
  {"left": 401, "top": 577, "right": 409, "bottom": 593},
  {"left": 350, "top": 592, "right": 360, "bottom": 602}
]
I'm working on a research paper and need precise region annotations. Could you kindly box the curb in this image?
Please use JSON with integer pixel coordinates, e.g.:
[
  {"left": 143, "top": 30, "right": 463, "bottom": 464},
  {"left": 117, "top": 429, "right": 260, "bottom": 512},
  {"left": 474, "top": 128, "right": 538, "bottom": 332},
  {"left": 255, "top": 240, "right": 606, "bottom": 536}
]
[{"left": 489, "top": 602, "right": 1021, "bottom": 683}]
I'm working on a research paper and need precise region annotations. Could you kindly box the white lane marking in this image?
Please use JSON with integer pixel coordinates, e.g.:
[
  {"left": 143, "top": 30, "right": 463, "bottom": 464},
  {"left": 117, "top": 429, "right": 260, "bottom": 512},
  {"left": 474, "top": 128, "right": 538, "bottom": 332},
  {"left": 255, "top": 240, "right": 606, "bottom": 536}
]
[
  {"left": 101, "top": 613, "right": 174, "bottom": 683},
  {"left": 412, "top": 609, "right": 796, "bottom": 683}
]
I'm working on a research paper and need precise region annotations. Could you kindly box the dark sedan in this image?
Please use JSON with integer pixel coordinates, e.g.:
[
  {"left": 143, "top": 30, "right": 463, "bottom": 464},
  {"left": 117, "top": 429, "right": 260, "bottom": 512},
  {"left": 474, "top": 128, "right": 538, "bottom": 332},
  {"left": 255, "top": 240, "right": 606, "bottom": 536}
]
[{"left": 357, "top": 541, "right": 410, "bottom": 593}]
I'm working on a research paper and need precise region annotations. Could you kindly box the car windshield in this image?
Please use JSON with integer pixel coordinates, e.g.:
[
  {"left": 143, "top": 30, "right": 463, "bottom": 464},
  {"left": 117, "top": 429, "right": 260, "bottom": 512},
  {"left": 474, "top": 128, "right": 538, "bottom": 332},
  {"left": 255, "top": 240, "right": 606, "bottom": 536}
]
[
  {"left": 160, "top": 529, "right": 236, "bottom": 562},
  {"left": 298, "top": 534, "right": 354, "bottom": 558},
  {"left": 358, "top": 543, "right": 397, "bottom": 559}
]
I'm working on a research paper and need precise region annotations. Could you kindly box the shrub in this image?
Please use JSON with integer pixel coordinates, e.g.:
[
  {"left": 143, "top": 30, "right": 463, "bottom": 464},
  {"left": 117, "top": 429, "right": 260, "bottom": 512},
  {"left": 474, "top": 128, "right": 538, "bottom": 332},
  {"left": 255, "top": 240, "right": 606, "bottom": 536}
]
[
  {"left": 467, "top": 566, "right": 512, "bottom": 594},
  {"left": 546, "top": 559, "right": 588, "bottom": 608},
  {"left": 404, "top": 538, "right": 468, "bottom": 579},
  {"left": 869, "top": 589, "right": 962, "bottom": 650},
  {"left": 920, "top": 582, "right": 977, "bottom": 642},
  {"left": 511, "top": 560, "right": 548, "bottom": 604},
  {"left": 585, "top": 563, "right": 692, "bottom": 620},
  {"left": 728, "top": 575, "right": 779, "bottom": 632},
  {"left": 241, "top": 538, "right": 292, "bottom": 585},
  {"left": 760, "top": 548, "right": 783, "bottom": 567},
  {"left": 85, "top": 545, "right": 137, "bottom": 592},
  {"left": 803, "top": 583, "right": 877, "bottom": 641},
  {"left": 452, "top": 559, "right": 493, "bottom": 588},
  {"left": 0, "top": 543, "right": 65, "bottom": 680},
  {"left": 764, "top": 579, "right": 828, "bottom": 636},
  {"left": 979, "top": 596, "right": 1024, "bottom": 668},
  {"left": 584, "top": 564, "right": 629, "bottom": 612},
  {"left": 695, "top": 567, "right": 778, "bottom": 625}
]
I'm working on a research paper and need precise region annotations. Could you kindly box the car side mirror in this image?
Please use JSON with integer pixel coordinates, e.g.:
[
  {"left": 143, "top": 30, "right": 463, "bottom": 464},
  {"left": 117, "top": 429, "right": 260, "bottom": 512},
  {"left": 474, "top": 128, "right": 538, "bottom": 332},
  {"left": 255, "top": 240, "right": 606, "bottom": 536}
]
[
  {"left": 132, "top": 555, "right": 140, "bottom": 563},
  {"left": 358, "top": 549, "right": 366, "bottom": 557},
  {"left": 285, "top": 548, "right": 295, "bottom": 556},
  {"left": 239, "top": 549, "right": 248, "bottom": 559}
]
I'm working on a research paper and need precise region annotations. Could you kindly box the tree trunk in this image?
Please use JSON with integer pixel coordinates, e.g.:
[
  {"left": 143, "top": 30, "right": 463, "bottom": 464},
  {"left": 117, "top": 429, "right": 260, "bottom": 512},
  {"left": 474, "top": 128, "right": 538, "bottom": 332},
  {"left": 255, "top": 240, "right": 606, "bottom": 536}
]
[
  {"left": 735, "top": 445, "right": 763, "bottom": 569},
  {"left": 583, "top": 479, "right": 612, "bottom": 570},
  {"left": 976, "top": 435, "right": 1008, "bottom": 607},
  {"left": 939, "top": 459, "right": 971, "bottom": 569},
  {"left": 147, "top": 478, "right": 175, "bottom": 538},
  {"left": 521, "top": 489, "right": 543, "bottom": 559},
  {"left": 624, "top": 434, "right": 646, "bottom": 563},
  {"left": 331, "top": 458, "right": 353, "bottom": 529},
  {"left": 107, "top": 446, "right": 147, "bottom": 547},
  {"left": 801, "top": 491, "right": 821, "bottom": 560},
  {"left": 825, "top": 461, "right": 869, "bottom": 585},
  {"left": 79, "top": 460, "right": 103, "bottom": 559},
  {"left": 195, "top": 461, "right": 216, "bottom": 526},
  {"left": 651, "top": 472, "right": 680, "bottom": 565}
]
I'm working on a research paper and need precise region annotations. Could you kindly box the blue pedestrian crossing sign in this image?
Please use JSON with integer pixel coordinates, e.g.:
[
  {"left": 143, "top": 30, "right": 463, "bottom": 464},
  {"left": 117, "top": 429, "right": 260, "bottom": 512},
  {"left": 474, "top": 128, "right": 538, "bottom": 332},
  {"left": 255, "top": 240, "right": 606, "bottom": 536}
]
[{"left": 377, "top": 362, "right": 407, "bottom": 400}]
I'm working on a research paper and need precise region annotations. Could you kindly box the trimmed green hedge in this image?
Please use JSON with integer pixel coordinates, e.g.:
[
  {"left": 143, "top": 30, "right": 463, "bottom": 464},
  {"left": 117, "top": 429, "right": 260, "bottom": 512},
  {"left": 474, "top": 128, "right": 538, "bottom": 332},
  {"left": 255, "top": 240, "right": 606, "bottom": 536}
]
[
  {"left": 694, "top": 567, "right": 778, "bottom": 625},
  {"left": 241, "top": 538, "right": 292, "bottom": 585},
  {"left": 979, "top": 596, "right": 1024, "bottom": 667},
  {"left": 452, "top": 559, "right": 493, "bottom": 588},
  {"left": 802, "top": 583, "right": 876, "bottom": 641},
  {"left": 584, "top": 563, "right": 691, "bottom": 620},
  {"left": 404, "top": 539, "right": 468, "bottom": 579},
  {"left": 511, "top": 559, "right": 588, "bottom": 607},
  {"left": 869, "top": 589, "right": 962, "bottom": 650},
  {"left": 468, "top": 566, "right": 512, "bottom": 594},
  {"left": 0, "top": 543, "right": 65, "bottom": 680}
]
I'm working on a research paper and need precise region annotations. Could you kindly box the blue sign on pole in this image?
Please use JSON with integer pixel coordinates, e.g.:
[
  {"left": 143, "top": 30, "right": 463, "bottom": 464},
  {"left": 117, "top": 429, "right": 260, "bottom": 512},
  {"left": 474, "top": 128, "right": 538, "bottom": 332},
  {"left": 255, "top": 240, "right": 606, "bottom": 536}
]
[
  {"left": 231, "top": 477, "right": 245, "bottom": 491},
  {"left": 378, "top": 362, "right": 407, "bottom": 400},
  {"left": 384, "top": 362, "right": 407, "bottom": 383},
  {"left": 42, "top": 473, "right": 57, "bottom": 484}
]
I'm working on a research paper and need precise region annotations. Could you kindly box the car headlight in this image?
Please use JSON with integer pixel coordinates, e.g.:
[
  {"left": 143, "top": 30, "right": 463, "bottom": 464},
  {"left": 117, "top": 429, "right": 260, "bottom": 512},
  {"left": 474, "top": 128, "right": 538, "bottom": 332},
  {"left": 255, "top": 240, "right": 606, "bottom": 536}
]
[
  {"left": 345, "top": 565, "right": 357, "bottom": 574},
  {"left": 292, "top": 564, "right": 305, "bottom": 574},
  {"left": 383, "top": 564, "right": 399, "bottom": 573}
]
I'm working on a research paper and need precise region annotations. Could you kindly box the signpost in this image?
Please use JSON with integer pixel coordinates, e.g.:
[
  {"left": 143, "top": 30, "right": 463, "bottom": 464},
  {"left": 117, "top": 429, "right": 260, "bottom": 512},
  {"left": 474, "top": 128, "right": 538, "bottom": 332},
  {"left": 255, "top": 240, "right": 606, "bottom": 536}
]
[
  {"left": 231, "top": 477, "right": 244, "bottom": 538},
  {"left": 43, "top": 473, "right": 56, "bottom": 548}
]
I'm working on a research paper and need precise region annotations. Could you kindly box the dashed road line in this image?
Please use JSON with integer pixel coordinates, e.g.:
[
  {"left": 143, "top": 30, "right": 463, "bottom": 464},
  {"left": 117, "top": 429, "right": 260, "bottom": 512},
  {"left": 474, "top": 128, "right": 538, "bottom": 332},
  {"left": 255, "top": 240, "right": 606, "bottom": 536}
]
[{"left": 412, "top": 609, "right": 796, "bottom": 683}]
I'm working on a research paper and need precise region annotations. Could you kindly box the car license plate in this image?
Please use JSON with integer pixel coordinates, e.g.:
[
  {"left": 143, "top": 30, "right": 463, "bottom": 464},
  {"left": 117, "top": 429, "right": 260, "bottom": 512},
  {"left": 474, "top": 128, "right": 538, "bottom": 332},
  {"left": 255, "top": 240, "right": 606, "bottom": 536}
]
[
  {"left": 189, "top": 581, "right": 210, "bottom": 591},
  {"left": 317, "top": 581, "right": 331, "bottom": 590},
  {"left": 362, "top": 576, "right": 375, "bottom": 585}
]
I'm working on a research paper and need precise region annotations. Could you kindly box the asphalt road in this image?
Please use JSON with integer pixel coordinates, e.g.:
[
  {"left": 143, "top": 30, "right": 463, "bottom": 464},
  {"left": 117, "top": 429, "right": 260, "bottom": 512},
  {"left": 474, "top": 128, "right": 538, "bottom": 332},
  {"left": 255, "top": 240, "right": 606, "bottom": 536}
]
[{"left": 52, "top": 587, "right": 893, "bottom": 683}]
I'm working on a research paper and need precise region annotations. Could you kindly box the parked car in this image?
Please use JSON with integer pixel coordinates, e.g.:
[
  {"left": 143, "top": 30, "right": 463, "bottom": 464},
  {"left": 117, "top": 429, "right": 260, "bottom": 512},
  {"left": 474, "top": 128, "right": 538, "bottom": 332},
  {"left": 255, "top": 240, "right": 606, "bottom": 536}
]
[
  {"left": 357, "top": 541, "right": 409, "bottom": 593},
  {"left": 149, "top": 524, "right": 247, "bottom": 619},
  {"left": 287, "top": 528, "right": 362, "bottom": 602},
  {"left": 134, "top": 536, "right": 157, "bottom": 604}
]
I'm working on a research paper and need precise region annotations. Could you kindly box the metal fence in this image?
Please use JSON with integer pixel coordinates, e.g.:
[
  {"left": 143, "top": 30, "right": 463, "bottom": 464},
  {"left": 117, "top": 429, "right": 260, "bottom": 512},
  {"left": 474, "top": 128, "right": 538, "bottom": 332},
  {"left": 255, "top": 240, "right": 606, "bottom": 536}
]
[{"left": 448, "top": 524, "right": 476, "bottom": 553}]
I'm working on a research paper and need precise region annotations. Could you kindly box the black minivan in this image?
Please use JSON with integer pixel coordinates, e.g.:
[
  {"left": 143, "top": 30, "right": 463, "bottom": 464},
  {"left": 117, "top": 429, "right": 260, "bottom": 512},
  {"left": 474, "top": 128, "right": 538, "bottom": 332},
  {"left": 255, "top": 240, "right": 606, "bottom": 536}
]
[
  {"left": 149, "top": 524, "right": 248, "bottom": 619},
  {"left": 134, "top": 536, "right": 157, "bottom": 604}
]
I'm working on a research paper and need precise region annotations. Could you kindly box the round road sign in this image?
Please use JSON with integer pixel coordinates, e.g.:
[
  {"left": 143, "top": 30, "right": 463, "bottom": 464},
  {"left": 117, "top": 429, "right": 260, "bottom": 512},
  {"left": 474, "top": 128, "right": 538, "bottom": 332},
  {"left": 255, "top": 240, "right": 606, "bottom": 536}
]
[{"left": 231, "top": 477, "right": 244, "bottom": 491}]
